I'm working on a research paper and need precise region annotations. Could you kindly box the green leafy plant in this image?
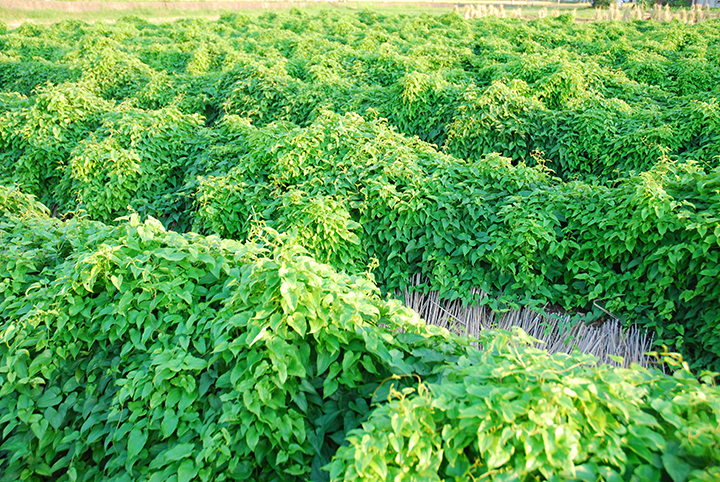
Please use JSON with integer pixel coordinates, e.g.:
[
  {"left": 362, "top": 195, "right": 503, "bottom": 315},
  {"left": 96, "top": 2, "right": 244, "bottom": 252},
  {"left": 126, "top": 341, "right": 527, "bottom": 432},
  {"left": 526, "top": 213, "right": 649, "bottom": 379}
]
[
  {"left": 328, "top": 329, "right": 720, "bottom": 481},
  {"left": 193, "top": 110, "right": 720, "bottom": 370},
  {"left": 0, "top": 193, "right": 472, "bottom": 481},
  {"left": 59, "top": 106, "right": 207, "bottom": 229},
  {"left": 1, "top": 9, "right": 720, "bottom": 369}
]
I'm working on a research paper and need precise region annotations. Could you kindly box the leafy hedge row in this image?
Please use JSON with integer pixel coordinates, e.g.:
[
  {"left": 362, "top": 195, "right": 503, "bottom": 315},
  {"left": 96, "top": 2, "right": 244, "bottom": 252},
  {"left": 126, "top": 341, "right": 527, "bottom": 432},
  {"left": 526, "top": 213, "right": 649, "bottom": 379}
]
[
  {"left": 329, "top": 333, "right": 720, "bottom": 482},
  {"left": 195, "top": 112, "right": 720, "bottom": 370},
  {"left": 445, "top": 78, "right": 720, "bottom": 179},
  {"left": 1, "top": 80, "right": 718, "bottom": 369},
  {"left": 2, "top": 187, "right": 720, "bottom": 481},
  {"left": 0, "top": 12, "right": 719, "bottom": 366},
  {"left": 0, "top": 85, "right": 206, "bottom": 224},
  {"left": 2, "top": 13, "right": 720, "bottom": 185},
  {"left": 0, "top": 186, "right": 472, "bottom": 481}
]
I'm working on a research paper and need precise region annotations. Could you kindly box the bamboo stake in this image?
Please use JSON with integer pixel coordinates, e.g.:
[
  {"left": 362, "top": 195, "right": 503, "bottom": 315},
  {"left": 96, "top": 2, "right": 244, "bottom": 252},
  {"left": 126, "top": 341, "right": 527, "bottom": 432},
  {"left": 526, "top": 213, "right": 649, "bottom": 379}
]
[{"left": 397, "top": 277, "right": 655, "bottom": 368}]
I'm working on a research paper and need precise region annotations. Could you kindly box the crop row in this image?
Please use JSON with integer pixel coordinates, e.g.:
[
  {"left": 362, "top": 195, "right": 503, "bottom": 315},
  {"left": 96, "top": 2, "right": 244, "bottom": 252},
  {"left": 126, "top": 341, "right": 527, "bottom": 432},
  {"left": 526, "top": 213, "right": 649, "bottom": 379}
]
[
  {"left": 0, "top": 13, "right": 719, "bottom": 369},
  {"left": 1, "top": 187, "right": 720, "bottom": 481},
  {"left": 1, "top": 13, "right": 719, "bottom": 181},
  {"left": 1, "top": 81, "right": 719, "bottom": 368}
]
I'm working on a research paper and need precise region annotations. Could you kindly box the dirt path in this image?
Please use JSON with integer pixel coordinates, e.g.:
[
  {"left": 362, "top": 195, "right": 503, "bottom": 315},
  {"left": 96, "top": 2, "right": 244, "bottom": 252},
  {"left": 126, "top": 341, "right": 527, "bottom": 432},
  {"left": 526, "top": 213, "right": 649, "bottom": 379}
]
[
  {"left": 0, "top": 1, "right": 314, "bottom": 13},
  {"left": 0, "top": 0, "right": 458, "bottom": 28},
  {"left": 0, "top": 0, "right": 454, "bottom": 13}
]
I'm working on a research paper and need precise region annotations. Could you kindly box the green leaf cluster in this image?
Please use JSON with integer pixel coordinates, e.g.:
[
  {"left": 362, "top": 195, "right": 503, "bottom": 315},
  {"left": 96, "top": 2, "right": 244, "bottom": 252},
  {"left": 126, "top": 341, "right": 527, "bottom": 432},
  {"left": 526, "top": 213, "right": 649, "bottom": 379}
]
[
  {"left": 2, "top": 13, "right": 720, "bottom": 194},
  {"left": 195, "top": 112, "right": 720, "bottom": 370},
  {"left": 328, "top": 330, "right": 720, "bottom": 482},
  {"left": 0, "top": 12, "right": 719, "bottom": 367},
  {"left": 0, "top": 192, "right": 471, "bottom": 481},
  {"left": 2, "top": 191, "right": 720, "bottom": 481}
]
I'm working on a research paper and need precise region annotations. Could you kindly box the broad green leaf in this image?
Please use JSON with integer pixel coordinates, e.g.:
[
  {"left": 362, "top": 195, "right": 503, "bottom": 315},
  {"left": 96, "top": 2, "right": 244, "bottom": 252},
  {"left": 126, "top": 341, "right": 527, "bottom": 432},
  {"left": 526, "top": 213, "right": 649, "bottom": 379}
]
[
  {"left": 128, "top": 428, "right": 148, "bottom": 459},
  {"left": 178, "top": 459, "right": 198, "bottom": 482}
]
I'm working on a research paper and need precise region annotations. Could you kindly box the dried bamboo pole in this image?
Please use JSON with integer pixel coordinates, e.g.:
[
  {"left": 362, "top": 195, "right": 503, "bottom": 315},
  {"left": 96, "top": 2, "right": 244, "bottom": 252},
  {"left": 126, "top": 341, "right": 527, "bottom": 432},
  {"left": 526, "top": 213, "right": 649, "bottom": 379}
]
[{"left": 397, "top": 276, "right": 656, "bottom": 368}]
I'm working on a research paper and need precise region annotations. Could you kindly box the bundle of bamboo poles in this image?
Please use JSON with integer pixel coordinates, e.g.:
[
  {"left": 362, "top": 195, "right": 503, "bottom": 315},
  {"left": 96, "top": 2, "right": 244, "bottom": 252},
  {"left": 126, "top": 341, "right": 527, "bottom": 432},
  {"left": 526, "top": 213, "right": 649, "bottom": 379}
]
[
  {"left": 463, "top": 4, "right": 511, "bottom": 19},
  {"left": 397, "top": 274, "right": 656, "bottom": 368},
  {"left": 467, "top": 1, "right": 718, "bottom": 24}
]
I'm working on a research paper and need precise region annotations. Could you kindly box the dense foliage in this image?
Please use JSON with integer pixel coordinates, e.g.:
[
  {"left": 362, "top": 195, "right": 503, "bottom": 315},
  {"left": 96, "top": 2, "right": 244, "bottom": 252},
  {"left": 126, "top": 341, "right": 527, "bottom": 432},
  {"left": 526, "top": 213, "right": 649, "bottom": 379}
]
[
  {"left": 2, "top": 188, "right": 720, "bottom": 481},
  {"left": 328, "top": 332, "right": 720, "bottom": 482},
  {"left": 1, "top": 13, "right": 719, "bottom": 193},
  {"left": 195, "top": 111, "right": 720, "bottom": 369},
  {"left": 0, "top": 186, "right": 473, "bottom": 481},
  {"left": 0, "top": 12, "right": 719, "bottom": 369}
]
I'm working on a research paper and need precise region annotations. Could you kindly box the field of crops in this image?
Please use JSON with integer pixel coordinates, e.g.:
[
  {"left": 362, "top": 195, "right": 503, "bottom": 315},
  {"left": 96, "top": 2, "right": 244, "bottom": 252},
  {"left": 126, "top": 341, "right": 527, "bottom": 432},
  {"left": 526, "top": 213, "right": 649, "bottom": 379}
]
[{"left": 1, "top": 9, "right": 720, "bottom": 481}]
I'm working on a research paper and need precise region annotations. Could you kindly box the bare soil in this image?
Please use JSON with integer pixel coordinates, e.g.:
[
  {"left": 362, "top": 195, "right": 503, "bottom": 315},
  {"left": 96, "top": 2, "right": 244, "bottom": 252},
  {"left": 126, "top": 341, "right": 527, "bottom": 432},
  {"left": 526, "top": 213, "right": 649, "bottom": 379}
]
[
  {"left": 0, "top": 0, "right": 453, "bottom": 13},
  {"left": 0, "top": 1, "right": 304, "bottom": 12}
]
